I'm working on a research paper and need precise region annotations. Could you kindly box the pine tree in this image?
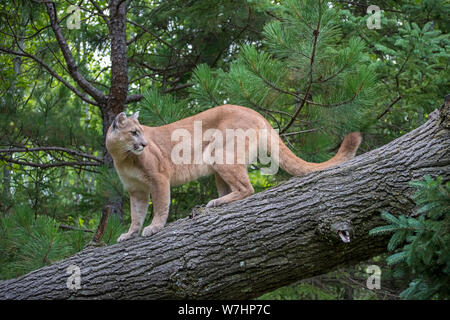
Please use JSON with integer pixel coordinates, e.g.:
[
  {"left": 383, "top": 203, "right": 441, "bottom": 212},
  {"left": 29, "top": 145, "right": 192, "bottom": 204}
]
[
  {"left": 190, "top": 0, "right": 377, "bottom": 166},
  {"left": 335, "top": 0, "right": 450, "bottom": 146},
  {"left": 370, "top": 176, "right": 450, "bottom": 299}
]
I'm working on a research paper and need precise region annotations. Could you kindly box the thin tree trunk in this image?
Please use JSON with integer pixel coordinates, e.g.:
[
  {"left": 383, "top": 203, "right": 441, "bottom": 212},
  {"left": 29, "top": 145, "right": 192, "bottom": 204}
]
[
  {"left": 0, "top": 101, "right": 448, "bottom": 300},
  {"left": 94, "top": 0, "right": 130, "bottom": 225},
  {"left": 42, "top": 1, "right": 128, "bottom": 229},
  {"left": 2, "top": 22, "right": 25, "bottom": 208}
]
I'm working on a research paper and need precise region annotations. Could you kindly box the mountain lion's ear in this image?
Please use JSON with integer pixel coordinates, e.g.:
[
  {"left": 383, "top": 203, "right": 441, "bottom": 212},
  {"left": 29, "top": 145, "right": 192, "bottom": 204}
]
[
  {"left": 113, "top": 112, "right": 127, "bottom": 129},
  {"left": 131, "top": 111, "right": 139, "bottom": 120}
]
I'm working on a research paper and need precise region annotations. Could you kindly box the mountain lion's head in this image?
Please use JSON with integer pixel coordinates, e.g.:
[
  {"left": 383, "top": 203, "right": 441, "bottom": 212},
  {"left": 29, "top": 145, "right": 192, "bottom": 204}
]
[{"left": 106, "top": 111, "right": 148, "bottom": 156}]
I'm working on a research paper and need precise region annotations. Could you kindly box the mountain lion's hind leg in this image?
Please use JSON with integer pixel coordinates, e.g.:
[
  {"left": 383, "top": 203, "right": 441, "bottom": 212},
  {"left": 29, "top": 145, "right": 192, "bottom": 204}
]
[
  {"left": 215, "top": 172, "right": 232, "bottom": 197},
  {"left": 207, "top": 164, "right": 254, "bottom": 208}
]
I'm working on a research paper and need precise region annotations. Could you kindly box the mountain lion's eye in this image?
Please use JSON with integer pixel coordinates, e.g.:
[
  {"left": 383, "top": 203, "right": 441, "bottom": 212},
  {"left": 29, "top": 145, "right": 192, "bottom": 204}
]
[{"left": 131, "top": 130, "right": 138, "bottom": 136}]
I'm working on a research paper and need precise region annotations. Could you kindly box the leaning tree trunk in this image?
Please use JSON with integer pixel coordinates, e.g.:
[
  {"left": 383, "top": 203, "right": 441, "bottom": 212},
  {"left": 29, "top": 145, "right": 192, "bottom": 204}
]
[{"left": 0, "top": 102, "right": 449, "bottom": 300}]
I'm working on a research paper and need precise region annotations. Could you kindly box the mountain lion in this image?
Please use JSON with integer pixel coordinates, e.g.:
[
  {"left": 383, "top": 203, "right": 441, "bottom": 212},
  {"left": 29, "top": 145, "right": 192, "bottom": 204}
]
[{"left": 105, "top": 104, "right": 362, "bottom": 242}]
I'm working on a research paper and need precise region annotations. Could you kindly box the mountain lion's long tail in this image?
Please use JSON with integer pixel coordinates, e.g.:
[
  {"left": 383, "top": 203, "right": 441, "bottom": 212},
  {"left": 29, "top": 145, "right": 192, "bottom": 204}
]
[{"left": 275, "top": 132, "right": 362, "bottom": 176}]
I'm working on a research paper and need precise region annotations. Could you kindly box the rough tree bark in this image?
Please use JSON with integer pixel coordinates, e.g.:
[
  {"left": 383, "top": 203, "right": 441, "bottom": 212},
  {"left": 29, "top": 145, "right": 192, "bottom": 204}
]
[
  {"left": 0, "top": 102, "right": 448, "bottom": 300},
  {"left": 96, "top": 0, "right": 130, "bottom": 221}
]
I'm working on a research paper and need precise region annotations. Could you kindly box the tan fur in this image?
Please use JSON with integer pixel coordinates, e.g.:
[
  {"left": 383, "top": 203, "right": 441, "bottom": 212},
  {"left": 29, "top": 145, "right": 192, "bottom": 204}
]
[{"left": 106, "top": 105, "right": 362, "bottom": 242}]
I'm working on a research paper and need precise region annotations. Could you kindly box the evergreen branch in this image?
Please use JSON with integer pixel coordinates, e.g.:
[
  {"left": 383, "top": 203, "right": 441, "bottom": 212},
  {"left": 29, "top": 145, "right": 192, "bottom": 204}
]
[
  {"left": 126, "top": 31, "right": 145, "bottom": 46},
  {"left": 129, "top": 73, "right": 156, "bottom": 84},
  {"left": 130, "top": 59, "right": 179, "bottom": 73},
  {"left": 43, "top": 2, "right": 107, "bottom": 104},
  {"left": 377, "top": 96, "right": 402, "bottom": 120},
  {"left": 0, "top": 155, "right": 102, "bottom": 169},
  {"left": 280, "top": 2, "right": 322, "bottom": 134},
  {"left": 280, "top": 91, "right": 311, "bottom": 135},
  {"left": 310, "top": 80, "right": 366, "bottom": 108},
  {"left": 127, "top": 20, "right": 170, "bottom": 46},
  {"left": 130, "top": 72, "right": 193, "bottom": 100},
  {"left": 126, "top": 19, "right": 196, "bottom": 66},
  {"left": 313, "top": 59, "right": 351, "bottom": 84},
  {"left": 87, "top": 0, "right": 110, "bottom": 26},
  {"left": 126, "top": 93, "right": 144, "bottom": 104},
  {"left": 264, "top": 10, "right": 283, "bottom": 22},
  {"left": 235, "top": 81, "right": 282, "bottom": 130},
  {"left": 0, "top": 47, "right": 100, "bottom": 106},
  {"left": 0, "top": 147, "right": 103, "bottom": 163},
  {"left": 203, "top": 82, "right": 220, "bottom": 106},
  {"left": 254, "top": 105, "right": 295, "bottom": 119},
  {"left": 245, "top": 59, "right": 317, "bottom": 108},
  {"left": 163, "top": 83, "right": 193, "bottom": 94},
  {"left": 331, "top": 0, "right": 403, "bottom": 14},
  {"left": 252, "top": 70, "right": 302, "bottom": 99},
  {"left": 280, "top": 128, "right": 321, "bottom": 137},
  {"left": 252, "top": 70, "right": 357, "bottom": 109},
  {"left": 58, "top": 224, "right": 94, "bottom": 233}
]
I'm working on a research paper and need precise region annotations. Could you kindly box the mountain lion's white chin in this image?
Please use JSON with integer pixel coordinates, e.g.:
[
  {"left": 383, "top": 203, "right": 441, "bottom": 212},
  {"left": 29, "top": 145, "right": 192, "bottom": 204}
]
[{"left": 132, "top": 147, "right": 144, "bottom": 155}]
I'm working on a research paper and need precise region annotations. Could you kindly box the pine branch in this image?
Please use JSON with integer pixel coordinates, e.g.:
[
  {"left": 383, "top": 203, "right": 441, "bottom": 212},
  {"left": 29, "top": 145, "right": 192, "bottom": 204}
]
[
  {"left": 331, "top": 0, "right": 403, "bottom": 14},
  {"left": 377, "top": 96, "right": 402, "bottom": 120},
  {"left": 280, "top": 128, "right": 321, "bottom": 137},
  {"left": 0, "top": 47, "right": 100, "bottom": 106},
  {"left": 0, "top": 147, "right": 103, "bottom": 163},
  {"left": 125, "top": 93, "right": 144, "bottom": 104},
  {"left": 87, "top": 0, "right": 110, "bottom": 26},
  {"left": 43, "top": 1, "right": 107, "bottom": 104},
  {"left": 58, "top": 224, "right": 94, "bottom": 233},
  {"left": 280, "top": 3, "right": 321, "bottom": 134},
  {"left": 0, "top": 146, "right": 103, "bottom": 169},
  {"left": 0, "top": 155, "right": 102, "bottom": 169}
]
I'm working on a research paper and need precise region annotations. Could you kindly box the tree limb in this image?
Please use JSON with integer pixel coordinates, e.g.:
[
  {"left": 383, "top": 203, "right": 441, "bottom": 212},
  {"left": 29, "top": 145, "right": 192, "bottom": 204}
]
[
  {"left": 377, "top": 96, "right": 402, "bottom": 120},
  {"left": 44, "top": 2, "right": 107, "bottom": 104},
  {"left": 0, "top": 146, "right": 103, "bottom": 163},
  {"left": 0, "top": 155, "right": 102, "bottom": 169},
  {"left": 125, "top": 93, "right": 144, "bottom": 104},
  {"left": 59, "top": 224, "right": 94, "bottom": 233},
  {"left": 0, "top": 47, "right": 100, "bottom": 106},
  {"left": 281, "top": 4, "right": 321, "bottom": 134},
  {"left": 87, "top": 0, "right": 110, "bottom": 26}
]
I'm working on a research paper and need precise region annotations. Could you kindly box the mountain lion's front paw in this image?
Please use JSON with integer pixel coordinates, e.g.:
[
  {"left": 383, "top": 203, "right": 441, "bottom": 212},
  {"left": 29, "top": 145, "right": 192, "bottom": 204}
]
[
  {"left": 117, "top": 231, "right": 137, "bottom": 243},
  {"left": 206, "top": 199, "right": 218, "bottom": 208},
  {"left": 142, "top": 225, "right": 163, "bottom": 237}
]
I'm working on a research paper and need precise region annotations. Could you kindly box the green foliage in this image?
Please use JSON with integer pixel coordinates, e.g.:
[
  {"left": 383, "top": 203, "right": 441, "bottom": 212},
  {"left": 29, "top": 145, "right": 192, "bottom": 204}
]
[
  {"left": 0, "top": 203, "right": 128, "bottom": 280},
  {"left": 258, "top": 265, "right": 384, "bottom": 300},
  {"left": 138, "top": 88, "right": 192, "bottom": 126},
  {"left": 190, "top": 64, "right": 226, "bottom": 108},
  {"left": 190, "top": 0, "right": 378, "bottom": 164},
  {"left": 369, "top": 176, "right": 450, "bottom": 299},
  {"left": 338, "top": 0, "right": 449, "bottom": 145},
  {"left": 127, "top": 0, "right": 270, "bottom": 97},
  {"left": 0, "top": 205, "right": 80, "bottom": 279},
  {"left": 259, "top": 282, "right": 335, "bottom": 300},
  {"left": 102, "top": 214, "right": 128, "bottom": 246}
]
